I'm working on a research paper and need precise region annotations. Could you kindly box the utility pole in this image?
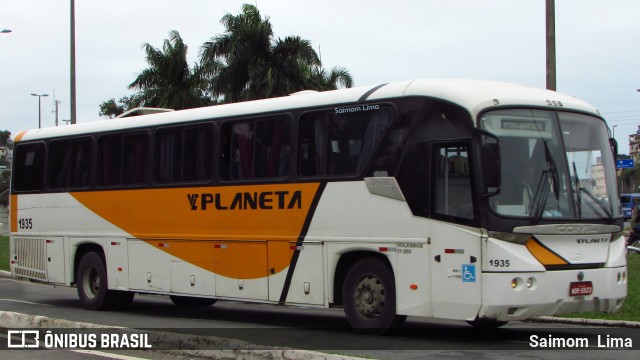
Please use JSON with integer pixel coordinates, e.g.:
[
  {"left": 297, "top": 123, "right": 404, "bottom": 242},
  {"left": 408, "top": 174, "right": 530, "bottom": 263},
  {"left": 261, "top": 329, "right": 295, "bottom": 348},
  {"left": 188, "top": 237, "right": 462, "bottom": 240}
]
[
  {"left": 546, "top": 0, "right": 556, "bottom": 91},
  {"left": 53, "top": 100, "right": 61, "bottom": 126},
  {"left": 70, "top": 0, "right": 77, "bottom": 124}
]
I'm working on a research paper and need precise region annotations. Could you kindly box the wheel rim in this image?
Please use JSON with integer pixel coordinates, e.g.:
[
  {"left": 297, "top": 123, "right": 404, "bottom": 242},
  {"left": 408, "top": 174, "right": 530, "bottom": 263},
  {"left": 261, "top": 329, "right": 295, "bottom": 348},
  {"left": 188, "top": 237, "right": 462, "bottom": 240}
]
[
  {"left": 82, "top": 266, "right": 100, "bottom": 299},
  {"left": 353, "top": 274, "right": 385, "bottom": 319}
]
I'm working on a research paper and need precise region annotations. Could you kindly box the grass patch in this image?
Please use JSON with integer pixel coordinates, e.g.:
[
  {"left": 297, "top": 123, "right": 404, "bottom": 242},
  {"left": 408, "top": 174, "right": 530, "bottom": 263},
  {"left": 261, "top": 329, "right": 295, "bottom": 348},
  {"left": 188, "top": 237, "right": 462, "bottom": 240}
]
[
  {"left": 560, "top": 254, "right": 639, "bottom": 322},
  {"left": 0, "top": 235, "right": 8, "bottom": 271}
]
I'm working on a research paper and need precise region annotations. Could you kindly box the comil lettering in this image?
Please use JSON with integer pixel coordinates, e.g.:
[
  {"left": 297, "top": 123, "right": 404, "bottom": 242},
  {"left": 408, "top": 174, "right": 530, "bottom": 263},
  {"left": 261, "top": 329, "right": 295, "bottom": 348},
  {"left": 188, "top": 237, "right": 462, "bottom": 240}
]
[{"left": 187, "top": 191, "right": 302, "bottom": 211}]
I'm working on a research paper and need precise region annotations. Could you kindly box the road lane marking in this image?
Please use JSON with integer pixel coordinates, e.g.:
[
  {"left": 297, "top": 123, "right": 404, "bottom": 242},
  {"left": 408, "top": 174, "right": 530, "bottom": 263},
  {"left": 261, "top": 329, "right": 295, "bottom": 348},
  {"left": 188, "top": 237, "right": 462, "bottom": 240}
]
[
  {"left": 70, "top": 349, "right": 152, "bottom": 360},
  {"left": 0, "top": 299, "right": 53, "bottom": 306}
]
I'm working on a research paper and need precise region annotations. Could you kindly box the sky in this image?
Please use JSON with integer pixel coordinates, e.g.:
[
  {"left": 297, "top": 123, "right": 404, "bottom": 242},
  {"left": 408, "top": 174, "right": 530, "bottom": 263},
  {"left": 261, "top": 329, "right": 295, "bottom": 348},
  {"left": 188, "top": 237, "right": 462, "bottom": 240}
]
[{"left": 1, "top": 0, "right": 639, "bottom": 152}]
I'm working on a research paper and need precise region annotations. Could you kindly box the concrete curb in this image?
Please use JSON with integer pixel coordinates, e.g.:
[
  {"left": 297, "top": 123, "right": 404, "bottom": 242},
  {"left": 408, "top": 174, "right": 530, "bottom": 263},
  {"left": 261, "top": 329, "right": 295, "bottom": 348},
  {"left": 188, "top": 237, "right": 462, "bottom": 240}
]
[
  {"left": 0, "top": 310, "right": 358, "bottom": 360},
  {"left": 529, "top": 316, "right": 640, "bottom": 328}
]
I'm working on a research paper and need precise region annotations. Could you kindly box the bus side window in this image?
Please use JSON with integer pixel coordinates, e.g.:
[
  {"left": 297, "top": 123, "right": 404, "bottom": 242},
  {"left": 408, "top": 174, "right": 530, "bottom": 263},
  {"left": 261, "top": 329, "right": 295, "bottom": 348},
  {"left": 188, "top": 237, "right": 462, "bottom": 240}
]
[
  {"left": 48, "top": 140, "right": 70, "bottom": 189},
  {"left": 68, "top": 139, "right": 92, "bottom": 188},
  {"left": 299, "top": 106, "right": 391, "bottom": 177},
  {"left": 98, "top": 133, "right": 148, "bottom": 187},
  {"left": 396, "top": 142, "right": 429, "bottom": 217},
  {"left": 433, "top": 144, "right": 474, "bottom": 220},
  {"left": 222, "top": 118, "right": 290, "bottom": 180},
  {"left": 13, "top": 143, "right": 45, "bottom": 192}
]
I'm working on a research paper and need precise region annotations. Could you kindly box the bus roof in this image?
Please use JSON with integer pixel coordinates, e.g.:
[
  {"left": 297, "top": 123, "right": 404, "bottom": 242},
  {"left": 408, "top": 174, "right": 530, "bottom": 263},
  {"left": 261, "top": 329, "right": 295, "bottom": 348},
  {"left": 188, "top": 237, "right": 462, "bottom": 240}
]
[{"left": 13, "top": 79, "right": 601, "bottom": 142}]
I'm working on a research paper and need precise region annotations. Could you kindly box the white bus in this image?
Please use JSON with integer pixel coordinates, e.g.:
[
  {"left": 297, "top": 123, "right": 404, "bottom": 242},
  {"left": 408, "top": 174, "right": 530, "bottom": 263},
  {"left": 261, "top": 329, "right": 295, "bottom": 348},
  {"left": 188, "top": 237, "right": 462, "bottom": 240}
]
[{"left": 9, "top": 79, "right": 627, "bottom": 333}]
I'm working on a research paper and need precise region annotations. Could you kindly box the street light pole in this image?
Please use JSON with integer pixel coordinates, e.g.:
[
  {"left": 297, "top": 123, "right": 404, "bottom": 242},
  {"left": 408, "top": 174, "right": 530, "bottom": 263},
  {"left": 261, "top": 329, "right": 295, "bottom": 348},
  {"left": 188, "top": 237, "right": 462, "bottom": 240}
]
[
  {"left": 546, "top": 0, "right": 557, "bottom": 91},
  {"left": 31, "top": 93, "right": 49, "bottom": 129},
  {"left": 70, "top": 0, "right": 77, "bottom": 125}
]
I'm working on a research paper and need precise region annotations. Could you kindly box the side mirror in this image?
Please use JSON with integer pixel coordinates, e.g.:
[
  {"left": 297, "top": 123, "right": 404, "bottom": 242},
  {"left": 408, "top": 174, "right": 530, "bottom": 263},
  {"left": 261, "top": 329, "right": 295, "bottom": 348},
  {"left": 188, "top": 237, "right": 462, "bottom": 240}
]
[
  {"left": 610, "top": 138, "right": 618, "bottom": 161},
  {"left": 481, "top": 142, "right": 501, "bottom": 188}
]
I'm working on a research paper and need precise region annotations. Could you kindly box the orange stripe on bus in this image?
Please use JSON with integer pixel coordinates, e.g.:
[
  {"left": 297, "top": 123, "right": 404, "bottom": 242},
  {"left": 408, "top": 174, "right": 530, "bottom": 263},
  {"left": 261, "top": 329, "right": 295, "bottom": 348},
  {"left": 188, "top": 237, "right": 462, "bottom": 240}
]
[
  {"left": 70, "top": 183, "right": 321, "bottom": 279},
  {"left": 525, "top": 238, "right": 568, "bottom": 266},
  {"left": 13, "top": 130, "right": 28, "bottom": 143},
  {"left": 10, "top": 195, "right": 17, "bottom": 233}
]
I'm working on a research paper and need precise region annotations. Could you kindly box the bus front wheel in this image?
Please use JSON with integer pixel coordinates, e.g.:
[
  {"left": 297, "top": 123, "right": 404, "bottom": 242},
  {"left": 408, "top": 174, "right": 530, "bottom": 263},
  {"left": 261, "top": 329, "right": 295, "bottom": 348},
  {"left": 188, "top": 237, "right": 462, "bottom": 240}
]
[
  {"left": 342, "top": 258, "right": 405, "bottom": 334},
  {"left": 77, "top": 251, "right": 117, "bottom": 310}
]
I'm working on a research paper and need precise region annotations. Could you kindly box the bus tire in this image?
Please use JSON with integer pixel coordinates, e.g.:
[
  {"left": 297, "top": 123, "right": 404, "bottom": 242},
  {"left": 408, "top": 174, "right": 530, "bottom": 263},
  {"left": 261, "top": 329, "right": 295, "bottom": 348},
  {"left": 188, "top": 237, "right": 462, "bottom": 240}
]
[
  {"left": 169, "top": 295, "right": 217, "bottom": 308},
  {"left": 342, "top": 258, "right": 403, "bottom": 334},
  {"left": 76, "top": 251, "right": 117, "bottom": 310}
]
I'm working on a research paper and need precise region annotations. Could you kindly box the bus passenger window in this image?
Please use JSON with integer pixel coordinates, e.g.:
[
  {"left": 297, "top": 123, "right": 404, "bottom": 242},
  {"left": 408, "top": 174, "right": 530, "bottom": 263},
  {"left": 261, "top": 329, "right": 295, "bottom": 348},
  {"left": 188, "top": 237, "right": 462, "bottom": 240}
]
[
  {"left": 154, "top": 125, "right": 212, "bottom": 184},
  {"left": 48, "top": 140, "right": 70, "bottom": 189},
  {"left": 299, "top": 105, "right": 391, "bottom": 177},
  {"left": 98, "top": 133, "right": 148, "bottom": 186},
  {"left": 221, "top": 118, "right": 290, "bottom": 180},
  {"left": 155, "top": 129, "right": 182, "bottom": 183},
  {"left": 68, "top": 139, "right": 92, "bottom": 188},
  {"left": 122, "top": 134, "right": 148, "bottom": 185},
  {"left": 13, "top": 143, "right": 45, "bottom": 192}
]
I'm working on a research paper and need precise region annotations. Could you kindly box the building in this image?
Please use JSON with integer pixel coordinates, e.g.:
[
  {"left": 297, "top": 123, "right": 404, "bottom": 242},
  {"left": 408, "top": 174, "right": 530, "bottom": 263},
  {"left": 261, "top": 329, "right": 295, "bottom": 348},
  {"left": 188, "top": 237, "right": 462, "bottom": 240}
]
[
  {"left": 590, "top": 156, "right": 606, "bottom": 199},
  {"left": 629, "top": 125, "right": 640, "bottom": 164}
]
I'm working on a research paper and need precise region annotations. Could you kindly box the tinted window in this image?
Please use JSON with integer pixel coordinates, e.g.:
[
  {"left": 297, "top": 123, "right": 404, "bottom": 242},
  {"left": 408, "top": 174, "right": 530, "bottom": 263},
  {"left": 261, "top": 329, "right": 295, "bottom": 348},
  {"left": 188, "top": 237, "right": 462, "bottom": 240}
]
[
  {"left": 48, "top": 138, "right": 92, "bottom": 189},
  {"left": 13, "top": 143, "right": 45, "bottom": 191},
  {"left": 98, "top": 133, "right": 148, "bottom": 186},
  {"left": 155, "top": 125, "right": 212, "bottom": 183},
  {"left": 48, "top": 140, "right": 70, "bottom": 189},
  {"left": 299, "top": 105, "right": 391, "bottom": 177},
  {"left": 220, "top": 118, "right": 290, "bottom": 180}
]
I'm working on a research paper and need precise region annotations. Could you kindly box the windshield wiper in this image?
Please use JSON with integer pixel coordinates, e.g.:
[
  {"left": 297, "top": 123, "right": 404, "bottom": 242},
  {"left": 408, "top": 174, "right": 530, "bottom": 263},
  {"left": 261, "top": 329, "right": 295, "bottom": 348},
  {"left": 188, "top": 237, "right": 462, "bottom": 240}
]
[
  {"left": 572, "top": 162, "right": 582, "bottom": 218},
  {"left": 531, "top": 170, "right": 550, "bottom": 220},
  {"left": 579, "top": 186, "right": 614, "bottom": 220},
  {"left": 571, "top": 161, "right": 613, "bottom": 220},
  {"left": 532, "top": 140, "right": 560, "bottom": 221}
]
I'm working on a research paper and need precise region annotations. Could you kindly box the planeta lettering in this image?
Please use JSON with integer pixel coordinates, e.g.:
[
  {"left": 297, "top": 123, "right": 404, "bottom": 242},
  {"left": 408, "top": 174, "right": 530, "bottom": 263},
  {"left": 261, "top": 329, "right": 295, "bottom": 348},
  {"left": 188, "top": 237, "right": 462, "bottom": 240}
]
[{"left": 188, "top": 190, "right": 302, "bottom": 211}]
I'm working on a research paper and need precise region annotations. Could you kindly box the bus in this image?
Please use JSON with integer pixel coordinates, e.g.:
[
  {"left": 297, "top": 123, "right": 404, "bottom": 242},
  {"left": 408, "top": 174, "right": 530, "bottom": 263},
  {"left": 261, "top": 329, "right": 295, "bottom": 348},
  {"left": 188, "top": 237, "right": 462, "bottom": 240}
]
[
  {"left": 620, "top": 193, "right": 640, "bottom": 221},
  {"left": 9, "top": 79, "right": 627, "bottom": 333}
]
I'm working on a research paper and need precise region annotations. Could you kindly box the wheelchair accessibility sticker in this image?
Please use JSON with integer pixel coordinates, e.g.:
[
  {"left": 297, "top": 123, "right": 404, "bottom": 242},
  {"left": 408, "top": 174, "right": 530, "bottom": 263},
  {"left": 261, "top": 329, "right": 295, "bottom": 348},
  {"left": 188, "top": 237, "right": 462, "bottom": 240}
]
[{"left": 462, "top": 264, "right": 476, "bottom": 283}]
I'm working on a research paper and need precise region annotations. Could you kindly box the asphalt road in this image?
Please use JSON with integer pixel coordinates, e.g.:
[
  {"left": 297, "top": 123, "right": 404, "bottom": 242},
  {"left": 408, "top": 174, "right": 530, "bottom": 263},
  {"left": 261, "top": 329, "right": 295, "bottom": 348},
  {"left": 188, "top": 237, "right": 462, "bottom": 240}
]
[{"left": 0, "top": 275, "right": 639, "bottom": 359}]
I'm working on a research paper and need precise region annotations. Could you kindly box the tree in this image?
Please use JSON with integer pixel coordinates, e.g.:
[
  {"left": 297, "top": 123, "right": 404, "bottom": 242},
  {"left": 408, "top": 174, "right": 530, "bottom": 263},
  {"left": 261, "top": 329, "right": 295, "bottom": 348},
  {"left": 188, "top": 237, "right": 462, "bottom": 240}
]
[
  {"left": 200, "top": 3, "right": 351, "bottom": 103},
  {"left": 0, "top": 130, "right": 12, "bottom": 149},
  {"left": 129, "top": 30, "right": 212, "bottom": 110},
  {"left": 98, "top": 95, "right": 141, "bottom": 119},
  {"left": 99, "top": 4, "right": 353, "bottom": 113},
  {"left": 305, "top": 66, "right": 354, "bottom": 91}
]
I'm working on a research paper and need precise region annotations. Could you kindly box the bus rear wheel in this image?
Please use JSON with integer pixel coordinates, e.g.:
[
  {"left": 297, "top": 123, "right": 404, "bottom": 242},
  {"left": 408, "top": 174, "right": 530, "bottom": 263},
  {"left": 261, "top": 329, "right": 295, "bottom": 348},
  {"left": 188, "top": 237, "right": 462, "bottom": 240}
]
[
  {"left": 77, "top": 251, "right": 118, "bottom": 310},
  {"left": 342, "top": 258, "right": 404, "bottom": 334}
]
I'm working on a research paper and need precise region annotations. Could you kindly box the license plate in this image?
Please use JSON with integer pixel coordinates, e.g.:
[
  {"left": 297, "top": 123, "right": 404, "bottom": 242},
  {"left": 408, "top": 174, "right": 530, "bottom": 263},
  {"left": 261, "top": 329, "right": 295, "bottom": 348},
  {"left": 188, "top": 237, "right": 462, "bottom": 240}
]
[{"left": 569, "top": 281, "right": 593, "bottom": 296}]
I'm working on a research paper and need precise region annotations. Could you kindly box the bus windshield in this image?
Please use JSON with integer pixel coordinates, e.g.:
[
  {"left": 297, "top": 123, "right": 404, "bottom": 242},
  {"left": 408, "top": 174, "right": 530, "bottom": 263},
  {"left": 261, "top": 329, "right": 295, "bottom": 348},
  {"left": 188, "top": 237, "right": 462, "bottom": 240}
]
[{"left": 480, "top": 109, "right": 621, "bottom": 220}]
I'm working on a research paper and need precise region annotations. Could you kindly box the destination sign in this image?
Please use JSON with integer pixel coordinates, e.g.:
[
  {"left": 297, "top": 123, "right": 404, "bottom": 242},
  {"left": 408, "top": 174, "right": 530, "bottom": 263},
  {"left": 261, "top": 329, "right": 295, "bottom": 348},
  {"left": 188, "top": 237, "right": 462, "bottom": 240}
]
[{"left": 501, "top": 119, "right": 546, "bottom": 131}]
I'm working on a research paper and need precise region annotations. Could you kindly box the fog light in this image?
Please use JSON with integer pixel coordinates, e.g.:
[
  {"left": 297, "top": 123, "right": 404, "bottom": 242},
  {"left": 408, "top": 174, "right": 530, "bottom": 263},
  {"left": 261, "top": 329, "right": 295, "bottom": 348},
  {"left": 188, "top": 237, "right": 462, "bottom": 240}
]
[
  {"left": 511, "top": 278, "right": 518, "bottom": 289},
  {"left": 526, "top": 277, "right": 536, "bottom": 289}
]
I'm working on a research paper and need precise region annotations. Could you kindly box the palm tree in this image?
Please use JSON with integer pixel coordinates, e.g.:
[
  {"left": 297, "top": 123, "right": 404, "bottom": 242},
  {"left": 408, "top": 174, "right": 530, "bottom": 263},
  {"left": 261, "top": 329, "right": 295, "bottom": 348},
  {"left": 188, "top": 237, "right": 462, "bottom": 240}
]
[
  {"left": 129, "top": 30, "right": 212, "bottom": 110},
  {"left": 305, "top": 66, "right": 354, "bottom": 91},
  {"left": 200, "top": 4, "right": 348, "bottom": 103}
]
